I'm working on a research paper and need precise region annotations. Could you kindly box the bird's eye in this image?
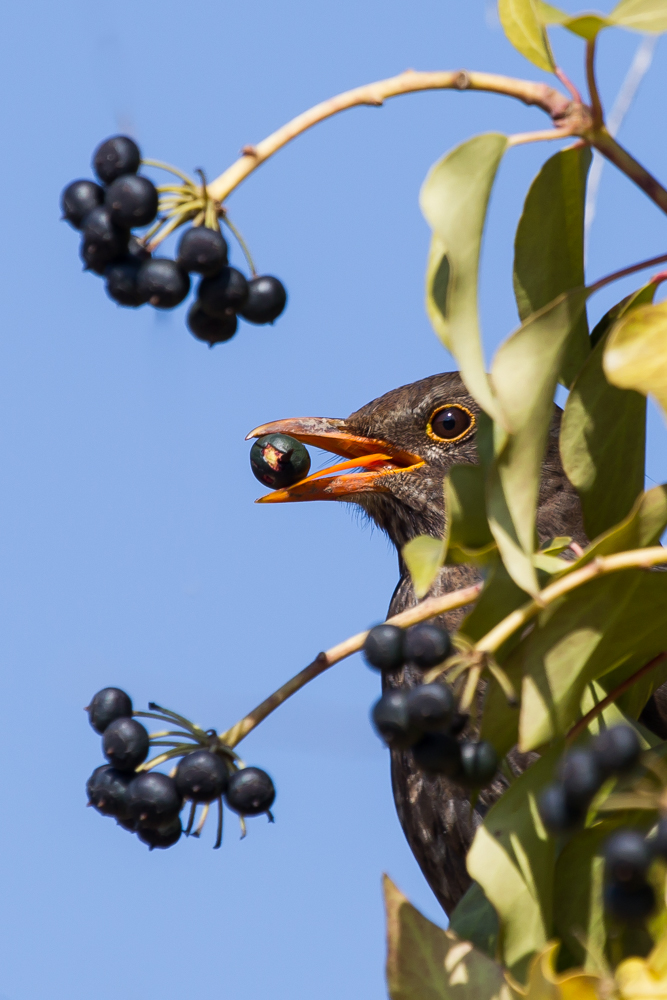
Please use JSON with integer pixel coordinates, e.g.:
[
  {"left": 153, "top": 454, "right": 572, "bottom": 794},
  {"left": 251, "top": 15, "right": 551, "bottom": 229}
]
[{"left": 428, "top": 404, "right": 474, "bottom": 443}]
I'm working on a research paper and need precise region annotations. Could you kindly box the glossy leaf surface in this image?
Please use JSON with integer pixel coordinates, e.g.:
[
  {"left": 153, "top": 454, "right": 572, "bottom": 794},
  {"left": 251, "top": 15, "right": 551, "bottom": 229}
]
[
  {"left": 403, "top": 535, "right": 446, "bottom": 600},
  {"left": 499, "top": 0, "right": 555, "bottom": 70},
  {"left": 513, "top": 146, "right": 591, "bottom": 388},
  {"left": 604, "top": 300, "right": 667, "bottom": 419},
  {"left": 421, "top": 134, "right": 507, "bottom": 421}
]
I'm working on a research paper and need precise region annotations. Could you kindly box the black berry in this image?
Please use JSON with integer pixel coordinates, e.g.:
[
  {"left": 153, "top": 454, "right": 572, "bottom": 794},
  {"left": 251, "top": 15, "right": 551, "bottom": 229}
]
[
  {"left": 93, "top": 135, "right": 141, "bottom": 185},
  {"left": 105, "top": 259, "right": 148, "bottom": 307},
  {"left": 136, "top": 259, "right": 190, "bottom": 309},
  {"left": 225, "top": 767, "right": 276, "bottom": 816},
  {"left": 81, "top": 206, "right": 128, "bottom": 270},
  {"left": 371, "top": 690, "right": 420, "bottom": 750},
  {"left": 558, "top": 749, "right": 603, "bottom": 808},
  {"left": 87, "top": 687, "right": 133, "bottom": 733},
  {"left": 591, "top": 725, "right": 641, "bottom": 777},
  {"left": 605, "top": 882, "right": 655, "bottom": 923},
  {"left": 412, "top": 732, "right": 462, "bottom": 776},
  {"left": 459, "top": 740, "right": 498, "bottom": 787},
  {"left": 537, "top": 783, "right": 585, "bottom": 834},
  {"left": 127, "top": 236, "right": 151, "bottom": 262},
  {"left": 199, "top": 267, "right": 249, "bottom": 317},
  {"left": 605, "top": 830, "right": 651, "bottom": 888},
  {"left": 178, "top": 227, "right": 228, "bottom": 276},
  {"left": 138, "top": 816, "right": 182, "bottom": 850},
  {"left": 250, "top": 433, "right": 311, "bottom": 489},
  {"left": 61, "top": 179, "right": 104, "bottom": 229},
  {"left": 102, "top": 717, "right": 149, "bottom": 772},
  {"left": 239, "top": 275, "right": 287, "bottom": 324},
  {"left": 105, "top": 175, "right": 158, "bottom": 229},
  {"left": 86, "top": 764, "right": 133, "bottom": 817},
  {"left": 404, "top": 623, "right": 451, "bottom": 669},
  {"left": 362, "top": 624, "right": 405, "bottom": 672},
  {"left": 175, "top": 750, "right": 229, "bottom": 803},
  {"left": 187, "top": 302, "right": 238, "bottom": 345},
  {"left": 127, "top": 772, "right": 183, "bottom": 828},
  {"left": 406, "top": 683, "right": 455, "bottom": 732}
]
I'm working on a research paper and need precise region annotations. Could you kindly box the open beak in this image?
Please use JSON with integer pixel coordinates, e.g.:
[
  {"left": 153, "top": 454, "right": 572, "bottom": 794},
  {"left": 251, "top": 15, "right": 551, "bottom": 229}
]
[{"left": 245, "top": 417, "right": 424, "bottom": 503}]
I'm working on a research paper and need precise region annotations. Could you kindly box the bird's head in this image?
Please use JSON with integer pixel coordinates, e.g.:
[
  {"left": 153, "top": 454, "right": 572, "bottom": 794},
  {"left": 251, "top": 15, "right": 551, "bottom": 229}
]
[{"left": 246, "top": 372, "right": 479, "bottom": 550}]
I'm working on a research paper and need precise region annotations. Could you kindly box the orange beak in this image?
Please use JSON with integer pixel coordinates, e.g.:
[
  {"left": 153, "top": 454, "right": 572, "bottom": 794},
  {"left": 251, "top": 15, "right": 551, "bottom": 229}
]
[{"left": 245, "top": 417, "right": 425, "bottom": 503}]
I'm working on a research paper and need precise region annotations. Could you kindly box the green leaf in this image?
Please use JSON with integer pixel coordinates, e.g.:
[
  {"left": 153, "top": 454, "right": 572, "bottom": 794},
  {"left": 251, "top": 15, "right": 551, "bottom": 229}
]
[
  {"left": 448, "top": 882, "right": 499, "bottom": 960},
  {"left": 466, "top": 745, "right": 559, "bottom": 979},
  {"left": 559, "top": 14, "right": 613, "bottom": 39},
  {"left": 611, "top": 0, "right": 667, "bottom": 33},
  {"left": 498, "top": 0, "right": 556, "bottom": 71},
  {"left": 604, "top": 299, "right": 667, "bottom": 419},
  {"left": 513, "top": 148, "right": 591, "bottom": 388},
  {"left": 516, "top": 567, "right": 667, "bottom": 750},
  {"left": 488, "top": 289, "right": 589, "bottom": 594},
  {"left": 403, "top": 535, "right": 446, "bottom": 599},
  {"left": 421, "top": 134, "right": 508, "bottom": 422},
  {"left": 576, "top": 483, "right": 667, "bottom": 566},
  {"left": 383, "top": 875, "right": 514, "bottom": 1000},
  {"left": 445, "top": 464, "right": 497, "bottom": 565},
  {"left": 560, "top": 284, "right": 656, "bottom": 539},
  {"left": 536, "top": 0, "right": 568, "bottom": 23}
]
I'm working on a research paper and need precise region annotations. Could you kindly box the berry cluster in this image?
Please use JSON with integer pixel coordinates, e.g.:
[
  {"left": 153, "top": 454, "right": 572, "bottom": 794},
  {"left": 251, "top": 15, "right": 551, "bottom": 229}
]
[
  {"left": 250, "top": 433, "right": 311, "bottom": 489},
  {"left": 85, "top": 687, "right": 275, "bottom": 850},
  {"left": 61, "top": 135, "right": 287, "bottom": 346},
  {"left": 364, "top": 623, "right": 499, "bottom": 788},
  {"left": 538, "top": 726, "right": 641, "bottom": 835}
]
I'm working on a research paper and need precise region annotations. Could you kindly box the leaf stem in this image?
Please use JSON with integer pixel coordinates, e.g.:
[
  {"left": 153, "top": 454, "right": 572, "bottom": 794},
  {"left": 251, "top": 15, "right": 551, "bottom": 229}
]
[
  {"left": 585, "top": 40, "right": 603, "bottom": 129},
  {"left": 588, "top": 127, "right": 667, "bottom": 216},
  {"left": 206, "top": 69, "right": 572, "bottom": 203},
  {"left": 566, "top": 651, "right": 667, "bottom": 744},
  {"left": 217, "top": 582, "right": 482, "bottom": 748},
  {"left": 476, "top": 547, "right": 667, "bottom": 656}
]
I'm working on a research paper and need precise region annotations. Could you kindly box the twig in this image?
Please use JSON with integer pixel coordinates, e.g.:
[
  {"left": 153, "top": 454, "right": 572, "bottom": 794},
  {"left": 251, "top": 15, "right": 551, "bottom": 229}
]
[
  {"left": 585, "top": 40, "right": 603, "bottom": 129},
  {"left": 206, "top": 69, "right": 572, "bottom": 203},
  {"left": 218, "top": 582, "right": 482, "bottom": 747},
  {"left": 566, "top": 651, "right": 667, "bottom": 743},
  {"left": 476, "top": 547, "right": 667, "bottom": 657}
]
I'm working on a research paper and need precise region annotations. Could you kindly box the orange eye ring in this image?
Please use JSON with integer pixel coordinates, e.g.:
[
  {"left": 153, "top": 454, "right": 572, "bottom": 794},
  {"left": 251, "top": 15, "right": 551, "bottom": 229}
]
[{"left": 426, "top": 404, "right": 476, "bottom": 444}]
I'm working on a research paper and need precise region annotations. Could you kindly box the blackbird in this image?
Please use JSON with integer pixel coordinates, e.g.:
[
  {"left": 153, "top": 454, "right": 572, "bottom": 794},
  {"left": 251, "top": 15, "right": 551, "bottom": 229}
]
[{"left": 247, "top": 372, "right": 662, "bottom": 914}]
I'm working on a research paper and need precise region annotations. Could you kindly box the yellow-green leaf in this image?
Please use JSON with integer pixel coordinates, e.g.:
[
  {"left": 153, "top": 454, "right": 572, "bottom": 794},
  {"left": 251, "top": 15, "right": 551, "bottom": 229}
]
[
  {"left": 499, "top": 0, "right": 556, "bottom": 70},
  {"left": 421, "top": 134, "right": 508, "bottom": 422},
  {"left": 402, "top": 535, "right": 446, "bottom": 599},
  {"left": 612, "top": 0, "right": 667, "bottom": 33},
  {"left": 383, "top": 875, "right": 515, "bottom": 1000},
  {"left": 560, "top": 283, "right": 656, "bottom": 539},
  {"left": 445, "top": 464, "right": 497, "bottom": 565},
  {"left": 523, "top": 942, "right": 602, "bottom": 999},
  {"left": 603, "top": 299, "right": 667, "bottom": 418},
  {"left": 513, "top": 146, "right": 592, "bottom": 388}
]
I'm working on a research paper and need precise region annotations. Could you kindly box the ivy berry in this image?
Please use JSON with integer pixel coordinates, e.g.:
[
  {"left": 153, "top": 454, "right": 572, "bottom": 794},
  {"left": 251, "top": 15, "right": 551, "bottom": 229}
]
[
  {"left": 250, "top": 433, "right": 311, "bottom": 489},
  {"left": 225, "top": 767, "right": 276, "bottom": 816},
  {"left": 239, "top": 276, "right": 287, "bottom": 324},
  {"left": 93, "top": 135, "right": 141, "bottom": 184},
  {"left": 102, "top": 717, "right": 150, "bottom": 772},
  {"left": 87, "top": 687, "right": 133, "bottom": 734},
  {"left": 175, "top": 750, "right": 229, "bottom": 803}
]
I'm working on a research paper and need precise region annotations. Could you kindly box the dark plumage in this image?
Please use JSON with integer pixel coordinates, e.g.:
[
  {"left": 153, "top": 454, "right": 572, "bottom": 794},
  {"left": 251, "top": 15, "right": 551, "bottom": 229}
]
[{"left": 248, "top": 372, "right": 661, "bottom": 915}]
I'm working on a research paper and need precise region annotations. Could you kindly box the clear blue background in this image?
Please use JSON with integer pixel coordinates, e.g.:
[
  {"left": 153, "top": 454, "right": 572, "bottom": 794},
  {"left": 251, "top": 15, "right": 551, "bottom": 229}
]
[{"left": 0, "top": 2, "right": 665, "bottom": 997}]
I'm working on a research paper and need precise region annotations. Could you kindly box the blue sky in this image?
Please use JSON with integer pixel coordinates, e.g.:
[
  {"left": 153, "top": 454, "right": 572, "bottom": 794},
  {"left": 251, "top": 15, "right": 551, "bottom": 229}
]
[{"left": 0, "top": 2, "right": 665, "bottom": 998}]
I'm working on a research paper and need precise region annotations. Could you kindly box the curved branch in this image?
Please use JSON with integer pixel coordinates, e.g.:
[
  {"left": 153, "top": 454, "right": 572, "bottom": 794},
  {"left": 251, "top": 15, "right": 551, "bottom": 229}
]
[
  {"left": 218, "top": 582, "right": 482, "bottom": 748},
  {"left": 206, "top": 69, "right": 571, "bottom": 203}
]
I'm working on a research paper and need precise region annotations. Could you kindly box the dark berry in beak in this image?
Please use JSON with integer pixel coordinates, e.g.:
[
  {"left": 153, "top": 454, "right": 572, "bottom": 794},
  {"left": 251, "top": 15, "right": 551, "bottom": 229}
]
[
  {"left": 138, "top": 816, "right": 182, "bottom": 850},
  {"left": 102, "top": 717, "right": 149, "bottom": 772},
  {"left": 239, "top": 275, "right": 286, "bottom": 324},
  {"left": 187, "top": 303, "right": 237, "bottom": 345},
  {"left": 363, "top": 624, "right": 405, "bottom": 672},
  {"left": 198, "top": 267, "right": 248, "bottom": 317},
  {"left": 178, "top": 227, "right": 228, "bottom": 276},
  {"left": 93, "top": 135, "right": 141, "bottom": 185},
  {"left": 137, "top": 259, "right": 190, "bottom": 309},
  {"left": 250, "top": 433, "right": 311, "bottom": 489},
  {"left": 459, "top": 740, "right": 498, "bottom": 787},
  {"left": 86, "top": 764, "right": 133, "bottom": 817},
  {"left": 175, "top": 750, "right": 229, "bottom": 803},
  {"left": 404, "top": 623, "right": 451, "bottom": 669},
  {"left": 127, "top": 772, "right": 183, "bottom": 828},
  {"left": 61, "top": 179, "right": 104, "bottom": 229},
  {"left": 406, "top": 683, "right": 455, "bottom": 733},
  {"left": 225, "top": 767, "right": 276, "bottom": 816},
  {"left": 371, "top": 690, "right": 420, "bottom": 750},
  {"left": 105, "top": 175, "right": 158, "bottom": 229},
  {"left": 87, "top": 686, "right": 133, "bottom": 733}
]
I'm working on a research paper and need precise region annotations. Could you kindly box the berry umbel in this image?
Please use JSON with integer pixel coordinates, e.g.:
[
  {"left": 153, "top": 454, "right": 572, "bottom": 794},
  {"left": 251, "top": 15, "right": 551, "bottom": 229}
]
[{"left": 62, "top": 136, "right": 288, "bottom": 342}]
